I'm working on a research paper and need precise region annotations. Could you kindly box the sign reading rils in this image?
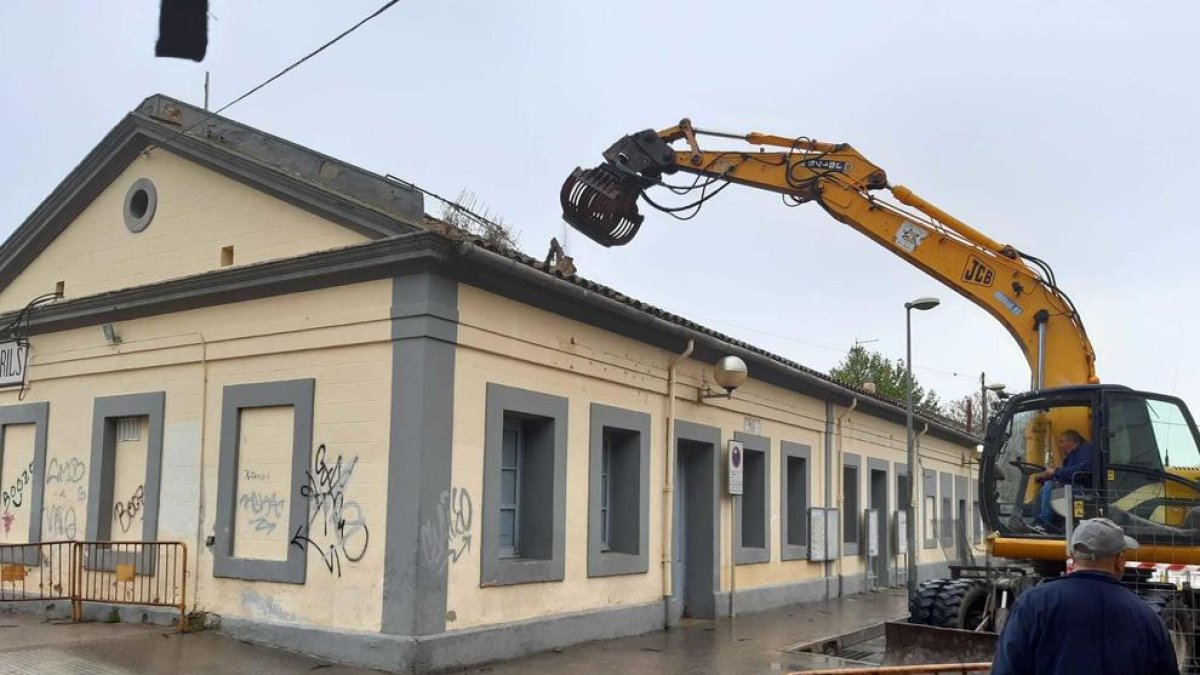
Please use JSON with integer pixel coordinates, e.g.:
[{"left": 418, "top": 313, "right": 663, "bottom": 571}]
[{"left": 0, "top": 340, "right": 28, "bottom": 388}]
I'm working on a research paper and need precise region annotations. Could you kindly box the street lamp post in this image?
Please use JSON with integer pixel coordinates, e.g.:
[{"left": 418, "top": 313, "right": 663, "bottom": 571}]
[{"left": 905, "top": 296, "right": 940, "bottom": 602}]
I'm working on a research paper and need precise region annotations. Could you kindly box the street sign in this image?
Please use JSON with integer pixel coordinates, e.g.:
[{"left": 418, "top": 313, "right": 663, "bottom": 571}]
[
  {"left": 866, "top": 509, "right": 879, "bottom": 557},
  {"left": 727, "top": 440, "right": 744, "bottom": 495},
  {"left": 0, "top": 340, "right": 28, "bottom": 388}
]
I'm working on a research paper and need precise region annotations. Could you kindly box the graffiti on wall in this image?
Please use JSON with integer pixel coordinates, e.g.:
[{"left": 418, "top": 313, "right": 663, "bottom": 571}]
[
  {"left": 1, "top": 461, "right": 35, "bottom": 513},
  {"left": 239, "top": 490, "right": 286, "bottom": 535},
  {"left": 290, "top": 444, "right": 370, "bottom": 577},
  {"left": 43, "top": 458, "right": 86, "bottom": 540},
  {"left": 420, "top": 487, "right": 473, "bottom": 572},
  {"left": 113, "top": 485, "right": 145, "bottom": 534}
]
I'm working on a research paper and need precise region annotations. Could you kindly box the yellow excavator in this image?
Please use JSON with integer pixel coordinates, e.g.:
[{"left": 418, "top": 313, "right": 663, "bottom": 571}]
[{"left": 561, "top": 120, "right": 1200, "bottom": 669}]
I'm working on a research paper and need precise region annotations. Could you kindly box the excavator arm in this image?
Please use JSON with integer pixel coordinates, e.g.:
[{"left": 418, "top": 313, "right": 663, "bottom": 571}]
[{"left": 562, "top": 120, "right": 1098, "bottom": 389}]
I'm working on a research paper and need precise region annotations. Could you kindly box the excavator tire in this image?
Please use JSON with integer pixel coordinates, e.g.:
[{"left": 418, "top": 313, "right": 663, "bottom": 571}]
[
  {"left": 930, "top": 579, "right": 990, "bottom": 631},
  {"left": 909, "top": 578, "right": 949, "bottom": 625},
  {"left": 1141, "top": 592, "right": 1197, "bottom": 674}
]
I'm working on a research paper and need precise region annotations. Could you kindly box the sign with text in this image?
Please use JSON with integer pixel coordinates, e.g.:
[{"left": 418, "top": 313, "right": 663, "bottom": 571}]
[
  {"left": 727, "top": 439, "right": 744, "bottom": 496},
  {"left": 0, "top": 340, "right": 28, "bottom": 388}
]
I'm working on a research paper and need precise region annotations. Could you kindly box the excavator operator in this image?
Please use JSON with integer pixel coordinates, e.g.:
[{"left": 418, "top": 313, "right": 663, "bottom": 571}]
[{"left": 1033, "top": 430, "right": 1096, "bottom": 532}]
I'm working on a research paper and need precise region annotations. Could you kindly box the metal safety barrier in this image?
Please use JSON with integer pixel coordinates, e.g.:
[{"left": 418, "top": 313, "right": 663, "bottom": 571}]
[
  {"left": 0, "top": 540, "right": 73, "bottom": 602},
  {"left": 0, "top": 540, "right": 188, "bottom": 631}
]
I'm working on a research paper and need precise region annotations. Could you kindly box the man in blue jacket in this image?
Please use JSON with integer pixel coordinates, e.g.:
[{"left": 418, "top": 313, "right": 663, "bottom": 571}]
[
  {"left": 991, "top": 517, "right": 1179, "bottom": 675},
  {"left": 1033, "top": 430, "right": 1095, "bottom": 531}
]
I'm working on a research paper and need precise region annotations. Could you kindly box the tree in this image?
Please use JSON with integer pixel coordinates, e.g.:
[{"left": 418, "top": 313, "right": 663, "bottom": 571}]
[
  {"left": 945, "top": 389, "right": 1006, "bottom": 435},
  {"left": 829, "top": 345, "right": 943, "bottom": 416}
]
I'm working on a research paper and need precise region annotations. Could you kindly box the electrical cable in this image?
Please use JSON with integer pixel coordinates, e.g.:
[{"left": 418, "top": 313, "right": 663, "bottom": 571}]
[{"left": 144, "top": 1, "right": 403, "bottom": 156}]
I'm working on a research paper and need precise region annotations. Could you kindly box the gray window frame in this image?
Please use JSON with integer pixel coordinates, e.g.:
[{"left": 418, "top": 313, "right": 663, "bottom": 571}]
[
  {"left": 0, "top": 402, "right": 49, "bottom": 561},
  {"left": 842, "top": 452, "right": 861, "bottom": 556},
  {"left": 940, "top": 472, "right": 954, "bottom": 542},
  {"left": 780, "top": 441, "right": 811, "bottom": 561},
  {"left": 733, "top": 432, "right": 770, "bottom": 565},
  {"left": 212, "top": 379, "right": 314, "bottom": 584},
  {"left": 84, "top": 392, "right": 166, "bottom": 573},
  {"left": 973, "top": 478, "right": 982, "bottom": 545},
  {"left": 587, "top": 403, "right": 650, "bottom": 578},
  {"left": 922, "top": 469, "right": 938, "bottom": 549},
  {"left": 498, "top": 419, "right": 522, "bottom": 558},
  {"left": 896, "top": 463, "right": 910, "bottom": 553},
  {"left": 482, "top": 383, "right": 567, "bottom": 586}
]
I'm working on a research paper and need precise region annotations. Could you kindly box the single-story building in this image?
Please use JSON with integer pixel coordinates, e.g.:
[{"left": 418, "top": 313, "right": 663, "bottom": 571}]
[{"left": 0, "top": 95, "right": 981, "bottom": 672}]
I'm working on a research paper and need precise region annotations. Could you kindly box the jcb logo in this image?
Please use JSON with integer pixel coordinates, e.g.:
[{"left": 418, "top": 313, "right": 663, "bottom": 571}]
[{"left": 962, "top": 257, "right": 995, "bottom": 287}]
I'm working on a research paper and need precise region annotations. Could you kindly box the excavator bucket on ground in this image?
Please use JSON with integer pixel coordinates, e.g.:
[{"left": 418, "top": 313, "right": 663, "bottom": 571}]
[
  {"left": 880, "top": 622, "right": 996, "bottom": 667},
  {"left": 560, "top": 163, "right": 646, "bottom": 247}
]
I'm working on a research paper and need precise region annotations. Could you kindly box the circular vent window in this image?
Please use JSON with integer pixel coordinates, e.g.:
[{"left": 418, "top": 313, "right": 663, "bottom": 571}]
[{"left": 124, "top": 178, "right": 157, "bottom": 232}]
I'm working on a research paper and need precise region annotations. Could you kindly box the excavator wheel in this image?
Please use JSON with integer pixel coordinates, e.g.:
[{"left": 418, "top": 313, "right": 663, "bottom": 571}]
[
  {"left": 1141, "top": 592, "right": 1198, "bottom": 674},
  {"left": 909, "top": 578, "right": 949, "bottom": 625},
  {"left": 930, "top": 579, "right": 990, "bottom": 631}
]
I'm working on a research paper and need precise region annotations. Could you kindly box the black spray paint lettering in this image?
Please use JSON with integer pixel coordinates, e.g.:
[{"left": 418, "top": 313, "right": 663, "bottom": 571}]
[
  {"left": 113, "top": 485, "right": 145, "bottom": 533},
  {"left": 243, "top": 468, "right": 271, "bottom": 482},
  {"left": 291, "top": 444, "right": 370, "bottom": 576},
  {"left": 1, "top": 461, "right": 35, "bottom": 512},
  {"left": 45, "top": 457, "right": 85, "bottom": 485},
  {"left": 420, "top": 487, "right": 474, "bottom": 571},
  {"left": 239, "top": 491, "right": 286, "bottom": 535}
]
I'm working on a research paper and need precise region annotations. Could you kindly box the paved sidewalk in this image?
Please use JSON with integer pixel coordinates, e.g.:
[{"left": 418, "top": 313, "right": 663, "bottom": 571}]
[
  {"left": 447, "top": 589, "right": 910, "bottom": 674},
  {"left": 0, "top": 589, "right": 908, "bottom": 674},
  {"left": 0, "top": 613, "right": 382, "bottom": 674}
]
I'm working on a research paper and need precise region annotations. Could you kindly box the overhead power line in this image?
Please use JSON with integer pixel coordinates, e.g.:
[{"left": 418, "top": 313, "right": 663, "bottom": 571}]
[{"left": 146, "top": 0, "right": 402, "bottom": 155}]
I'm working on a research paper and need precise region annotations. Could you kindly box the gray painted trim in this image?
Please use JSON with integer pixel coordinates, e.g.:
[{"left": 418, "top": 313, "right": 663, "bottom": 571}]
[
  {"left": 212, "top": 379, "right": 314, "bottom": 584},
  {"left": 415, "top": 600, "right": 664, "bottom": 673},
  {"left": 587, "top": 403, "right": 651, "bottom": 578},
  {"left": 732, "top": 432, "right": 770, "bottom": 565},
  {"left": 481, "top": 383, "right": 568, "bottom": 586},
  {"left": 10, "top": 233, "right": 454, "bottom": 338},
  {"left": 0, "top": 402, "right": 49, "bottom": 553},
  {"left": 382, "top": 273, "right": 458, "bottom": 636},
  {"left": 866, "top": 457, "right": 890, "bottom": 585},
  {"left": 842, "top": 452, "right": 862, "bottom": 556},
  {"left": 722, "top": 576, "right": 830, "bottom": 616},
  {"left": 922, "top": 470, "right": 938, "bottom": 549},
  {"left": 84, "top": 392, "right": 165, "bottom": 573},
  {"left": 220, "top": 599, "right": 665, "bottom": 674},
  {"left": 780, "top": 441, "right": 812, "bottom": 561},
  {"left": 123, "top": 178, "right": 157, "bottom": 233},
  {"left": 939, "top": 472, "right": 954, "bottom": 541},
  {"left": 670, "top": 420, "right": 722, "bottom": 622},
  {"left": 85, "top": 392, "right": 165, "bottom": 541},
  {"left": 824, "top": 402, "right": 834, "bottom": 598}
]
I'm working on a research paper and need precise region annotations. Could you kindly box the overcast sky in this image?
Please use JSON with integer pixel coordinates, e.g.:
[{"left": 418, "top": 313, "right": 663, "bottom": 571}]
[{"left": 2, "top": 2, "right": 1198, "bottom": 415}]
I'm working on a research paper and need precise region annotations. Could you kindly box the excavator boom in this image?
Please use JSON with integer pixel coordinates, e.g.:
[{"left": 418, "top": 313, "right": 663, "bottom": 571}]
[{"left": 562, "top": 121, "right": 1097, "bottom": 390}]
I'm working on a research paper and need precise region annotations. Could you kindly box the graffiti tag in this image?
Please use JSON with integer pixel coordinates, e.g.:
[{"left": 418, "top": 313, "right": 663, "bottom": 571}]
[
  {"left": 113, "top": 485, "right": 145, "bottom": 533},
  {"left": 290, "top": 444, "right": 370, "bottom": 577},
  {"left": 240, "top": 491, "right": 286, "bottom": 535},
  {"left": 1, "top": 461, "right": 34, "bottom": 512},
  {"left": 45, "top": 457, "right": 85, "bottom": 485},
  {"left": 420, "top": 487, "right": 474, "bottom": 571}
]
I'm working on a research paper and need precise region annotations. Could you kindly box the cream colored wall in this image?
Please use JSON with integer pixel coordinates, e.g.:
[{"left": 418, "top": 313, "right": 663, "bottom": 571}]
[
  {"left": 0, "top": 279, "right": 393, "bottom": 631},
  {"left": 0, "top": 424, "right": 36, "bottom": 543},
  {"left": 450, "top": 284, "right": 976, "bottom": 631},
  {"left": 232, "top": 407, "right": 294, "bottom": 561},
  {"left": 0, "top": 151, "right": 369, "bottom": 313}
]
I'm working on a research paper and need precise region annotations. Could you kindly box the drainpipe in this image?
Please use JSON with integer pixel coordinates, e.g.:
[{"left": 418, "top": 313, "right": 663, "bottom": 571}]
[
  {"left": 823, "top": 402, "right": 835, "bottom": 599},
  {"left": 835, "top": 397, "right": 858, "bottom": 597},
  {"left": 663, "top": 339, "right": 693, "bottom": 626}
]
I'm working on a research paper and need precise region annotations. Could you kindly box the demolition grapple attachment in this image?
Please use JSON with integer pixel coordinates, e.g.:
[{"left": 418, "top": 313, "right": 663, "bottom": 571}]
[{"left": 560, "top": 129, "right": 677, "bottom": 247}]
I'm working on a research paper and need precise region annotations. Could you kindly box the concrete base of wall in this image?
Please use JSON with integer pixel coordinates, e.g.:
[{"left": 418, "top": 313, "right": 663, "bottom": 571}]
[{"left": 0, "top": 599, "right": 183, "bottom": 627}]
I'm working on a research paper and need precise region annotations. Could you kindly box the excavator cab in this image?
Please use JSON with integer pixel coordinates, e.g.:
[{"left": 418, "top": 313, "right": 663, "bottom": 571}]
[{"left": 982, "top": 384, "right": 1200, "bottom": 552}]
